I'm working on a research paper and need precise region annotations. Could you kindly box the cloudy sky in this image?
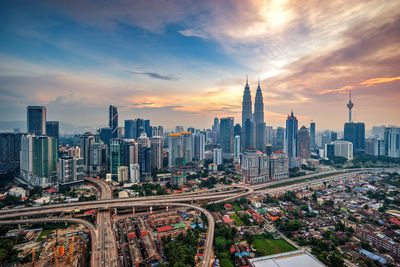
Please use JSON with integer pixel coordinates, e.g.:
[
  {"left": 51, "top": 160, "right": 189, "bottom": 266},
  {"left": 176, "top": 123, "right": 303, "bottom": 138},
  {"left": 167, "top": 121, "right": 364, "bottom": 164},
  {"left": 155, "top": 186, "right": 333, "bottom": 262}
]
[{"left": 1, "top": 0, "right": 399, "bottom": 131}]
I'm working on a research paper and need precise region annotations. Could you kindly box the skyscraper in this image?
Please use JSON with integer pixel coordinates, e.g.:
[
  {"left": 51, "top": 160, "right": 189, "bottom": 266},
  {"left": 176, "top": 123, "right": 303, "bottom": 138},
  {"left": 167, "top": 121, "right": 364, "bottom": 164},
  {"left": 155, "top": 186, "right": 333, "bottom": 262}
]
[
  {"left": 109, "top": 105, "right": 118, "bottom": 138},
  {"left": 99, "top": 127, "right": 112, "bottom": 147},
  {"left": 310, "top": 122, "right": 316, "bottom": 150},
  {"left": 0, "top": 133, "right": 23, "bottom": 171},
  {"left": 241, "top": 76, "right": 255, "bottom": 151},
  {"left": 213, "top": 148, "right": 222, "bottom": 165},
  {"left": 168, "top": 132, "right": 192, "bottom": 169},
  {"left": 150, "top": 136, "right": 163, "bottom": 169},
  {"left": 384, "top": 127, "right": 400, "bottom": 158},
  {"left": 234, "top": 124, "right": 241, "bottom": 137},
  {"left": 27, "top": 106, "right": 46, "bottom": 135},
  {"left": 254, "top": 79, "right": 265, "bottom": 151},
  {"left": 193, "top": 132, "right": 205, "bottom": 161},
  {"left": 124, "top": 120, "right": 135, "bottom": 139},
  {"left": 284, "top": 111, "right": 298, "bottom": 168},
  {"left": 234, "top": 135, "right": 240, "bottom": 160},
  {"left": 46, "top": 121, "right": 59, "bottom": 142},
  {"left": 80, "top": 132, "right": 96, "bottom": 173},
  {"left": 343, "top": 92, "right": 365, "bottom": 153},
  {"left": 274, "top": 127, "right": 285, "bottom": 151},
  {"left": 220, "top": 117, "right": 234, "bottom": 153},
  {"left": 297, "top": 126, "right": 310, "bottom": 159}
]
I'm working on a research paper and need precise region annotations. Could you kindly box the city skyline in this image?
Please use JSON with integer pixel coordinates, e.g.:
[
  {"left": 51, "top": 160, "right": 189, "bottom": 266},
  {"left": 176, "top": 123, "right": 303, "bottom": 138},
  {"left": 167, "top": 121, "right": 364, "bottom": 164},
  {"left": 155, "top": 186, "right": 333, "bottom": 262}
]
[{"left": 1, "top": 1, "right": 400, "bottom": 131}]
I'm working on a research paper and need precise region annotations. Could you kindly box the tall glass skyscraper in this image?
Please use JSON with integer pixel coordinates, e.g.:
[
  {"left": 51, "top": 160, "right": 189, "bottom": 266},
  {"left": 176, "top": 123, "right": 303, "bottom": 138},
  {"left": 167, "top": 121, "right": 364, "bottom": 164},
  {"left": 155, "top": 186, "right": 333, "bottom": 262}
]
[
  {"left": 284, "top": 111, "right": 298, "bottom": 168},
  {"left": 254, "top": 80, "right": 265, "bottom": 151},
  {"left": 46, "top": 121, "right": 59, "bottom": 142},
  {"left": 220, "top": 117, "right": 234, "bottom": 153},
  {"left": 109, "top": 105, "right": 118, "bottom": 138},
  {"left": 27, "top": 106, "right": 46, "bottom": 135},
  {"left": 310, "top": 122, "right": 316, "bottom": 149},
  {"left": 241, "top": 77, "right": 254, "bottom": 151}
]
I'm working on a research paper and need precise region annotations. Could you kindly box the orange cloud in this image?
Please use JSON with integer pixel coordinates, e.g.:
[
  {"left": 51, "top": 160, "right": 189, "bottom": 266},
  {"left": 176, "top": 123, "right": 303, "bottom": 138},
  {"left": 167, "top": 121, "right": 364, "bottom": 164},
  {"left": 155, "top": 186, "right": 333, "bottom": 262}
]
[
  {"left": 360, "top": 76, "right": 400, "bottom": 87},
  {"left": 315, "top": 85, "right": 354, "bottom": 95}
]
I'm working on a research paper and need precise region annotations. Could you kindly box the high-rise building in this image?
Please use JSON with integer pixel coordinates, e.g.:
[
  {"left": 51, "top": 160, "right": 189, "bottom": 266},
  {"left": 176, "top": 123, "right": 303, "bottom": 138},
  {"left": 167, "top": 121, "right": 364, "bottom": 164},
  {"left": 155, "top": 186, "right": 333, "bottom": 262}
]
[
  {"left": 213, "top": 148, "right": 222, "bottom": 165},
  {"left": 89, "top": 142, "right": 108, "bottom": 176},
  {"left": 366, "top": 138, "right": 385, "bottom": 156},
  {"left": 110, "top": 138, "right": 124, "bottom": 179},
  {"left": 212, "top": 118, "right": 220, "bottom": 133},
  {"left": 46, "top": 121, "right": 59, "bottom": 143},
  {"left": 372, "top": 126, "right": 385, "bottom": 139},
  {"left": 168, "top": 132, "right": 192, "bottom": 169},
  {"left": 109, "top": 105, "right": 118, "bottom": 138},
  {"left": 150, "top": 136, "right": 163, "bottom": 169},
  {"left": 117, "top": 166, "right": 129, "bottom": 183},
  {"left": 67, "top": 146, "right": 80, "bottom": 158},
  {"left": 124, "top": 120, "right": 135, "bottom": 139},
  {"left": 265, "top": 126, "right": 273, "bottom": 144},
  {"left": 27, "top": 106, "right": 46, "bottom": 135},
  {"left": 297, "top": 126, "right": 310, "bottom": 159},
  {"left": 139, "top": 146, "right": 151, "bottom": 177},
  {"left": 0, "top": 133, "right": 23, "bottom": 172},
  {"left": 234, "top": 124, "right": 241, "bottom": 137},
  {"left": 99, "top": 127, "right": 112, "bottom": 147},
  {"left": 333, "top": 141, "right": 353, "bottom": 160},
  {"left": 241, "top": 150, "right": 269, "bottom": 184},
  {"left": 58, "top": 156, "right": 84, "bottom": 184},
  {"left": 331, "top": 131, "right": 338, "bottom": 142},
  {"left": 384, "top": 127, "right": 400, "bottom": 158},
  {"left": 152, "top": 126, "right": 164, "bottom": 137},
  {"left": 175, "top": 126, "right": 184, "bottom": 133},
  {"left": 310, "top": 122, "right": 316, "bottom": 150},
  {"left": 193, "top": 132, "right": 205, "bottom": 161},
  {"left": 220, "top": 117, "right": 234, "bottom": 153},
  {"left": 144, "top": 119, "right": 152, "bottom": 137},
  {"left": 269, "top": 152, "right": 289, "bottom": 180},
  {"left": 284, "top": 111, "right": 298, "bottom": 168},
  {"left": 254, "top": 79, "right": 265, "bottom": 151},
  {"left": 273, "top": 127, "right": 285, "bottom": 151},
  {"left": 129, "top": 163, "right": 140, "bottom": 184},
  {"left": 322, "top": 130, "right": 331, "bottom": 148},
  {"left": 241, "top": 77, "right": 255, "bottom": 151},
  {"left": 234, "top": 135, "right": 240, "bottom": 160},
  {"left": 344, "top": 122, "right": 365, "bottom": 153},
  {"left": 20, "top": 135, "right": 57, "bottom": 187},
  {"left": 324, "top": 143, "right": 335, "bottom": 159},
  {"left": 80, "top": 132, "right": 96, "bottom": 173}
]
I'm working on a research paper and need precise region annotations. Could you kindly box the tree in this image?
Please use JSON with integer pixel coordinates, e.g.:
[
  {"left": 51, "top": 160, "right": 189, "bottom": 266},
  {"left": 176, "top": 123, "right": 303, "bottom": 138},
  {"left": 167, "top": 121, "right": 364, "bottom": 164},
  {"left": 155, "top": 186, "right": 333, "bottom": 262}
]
[{"left": 215, "top": 237, "right": 227, "bottom": 252}]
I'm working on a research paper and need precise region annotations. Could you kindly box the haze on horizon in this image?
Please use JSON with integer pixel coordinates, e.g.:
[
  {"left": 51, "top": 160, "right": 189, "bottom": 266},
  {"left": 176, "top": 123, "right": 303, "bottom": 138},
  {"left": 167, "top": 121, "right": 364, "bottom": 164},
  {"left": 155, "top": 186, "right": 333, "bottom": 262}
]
[{"left": 0, "top": 0, "right": 399, "bottom": 131}]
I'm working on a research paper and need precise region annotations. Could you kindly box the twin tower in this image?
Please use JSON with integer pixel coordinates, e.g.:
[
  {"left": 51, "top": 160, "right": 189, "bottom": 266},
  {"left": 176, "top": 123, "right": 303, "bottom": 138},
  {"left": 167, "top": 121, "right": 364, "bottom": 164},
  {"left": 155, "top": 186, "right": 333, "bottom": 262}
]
[{"left": 241, "top": 76, "right": 265, "bottom": 152}]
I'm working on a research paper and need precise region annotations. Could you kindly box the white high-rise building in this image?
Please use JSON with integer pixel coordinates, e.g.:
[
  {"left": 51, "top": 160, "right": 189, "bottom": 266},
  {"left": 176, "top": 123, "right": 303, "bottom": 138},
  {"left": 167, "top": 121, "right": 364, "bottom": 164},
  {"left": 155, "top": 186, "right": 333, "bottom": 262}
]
[
  {"left": 241, "top": 150, "right": 269, "bottom": 184},
  {"left": 234, "top": 135, "right": 240, "bottom": 160},
  {"left": 150, "top": 136, "right": 163, "bottom": 169},
  {"left": 129, "top": 164, "right": 140, "bottom": 184},
  {"left": 58, "top": 156, "right": 84, "bottom": 184},
  {"left": 118, "top": 166, "right": 129, "bottom": 183},
  {"left": 333, "top": 141, "right": 353, "bottom": 160},
  {"left": 193, "top": 133, "right": 205, "bottom": 161},
  {"left": 213, "top": 148, "right": 223, "bottom": 165},
  {"left": 384, "top": 127, "right": 400, "bottom": 158}
]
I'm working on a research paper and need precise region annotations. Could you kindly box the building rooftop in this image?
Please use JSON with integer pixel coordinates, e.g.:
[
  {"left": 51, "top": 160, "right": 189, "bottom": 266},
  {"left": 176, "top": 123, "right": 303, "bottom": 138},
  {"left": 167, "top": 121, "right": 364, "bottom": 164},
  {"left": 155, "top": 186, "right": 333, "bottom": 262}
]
[{"left": 250, "top": 250, "right": 325, "bottom": 267}]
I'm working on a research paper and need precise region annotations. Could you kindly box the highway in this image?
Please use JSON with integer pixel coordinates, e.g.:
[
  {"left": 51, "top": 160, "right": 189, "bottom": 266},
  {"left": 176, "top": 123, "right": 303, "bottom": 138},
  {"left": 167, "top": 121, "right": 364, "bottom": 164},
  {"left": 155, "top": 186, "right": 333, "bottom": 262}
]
[{"left": 0, "top": 168, "right": 393, "bottom": 267}]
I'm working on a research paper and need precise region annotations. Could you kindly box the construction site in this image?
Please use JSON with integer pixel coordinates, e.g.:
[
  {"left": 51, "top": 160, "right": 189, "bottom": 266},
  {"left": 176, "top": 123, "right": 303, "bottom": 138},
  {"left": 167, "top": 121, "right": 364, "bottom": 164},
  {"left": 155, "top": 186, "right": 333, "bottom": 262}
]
[
  {"left": 15, "top": 223, "right": 90, "bottom": 267},
  {"left": 114, "top": 207, "right": 205, "bottom": 266}
]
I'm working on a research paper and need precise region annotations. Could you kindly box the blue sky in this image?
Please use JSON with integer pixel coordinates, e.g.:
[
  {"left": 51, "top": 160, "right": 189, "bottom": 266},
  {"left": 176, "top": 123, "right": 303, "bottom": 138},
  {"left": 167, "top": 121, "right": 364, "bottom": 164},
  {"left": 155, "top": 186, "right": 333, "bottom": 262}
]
[{"left": 1, "top": 0, "right": 400, "bottom": 132}]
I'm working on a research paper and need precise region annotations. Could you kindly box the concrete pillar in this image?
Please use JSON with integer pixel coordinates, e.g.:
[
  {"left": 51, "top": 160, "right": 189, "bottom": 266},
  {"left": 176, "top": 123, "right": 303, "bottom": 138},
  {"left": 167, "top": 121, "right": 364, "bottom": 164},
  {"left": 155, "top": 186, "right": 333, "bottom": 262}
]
[
  {"left": 132, "top": 207, "right": 135, "bottom": 215},
  {"left": 150, "top": 206, "right": 152, "bottom": 214}
]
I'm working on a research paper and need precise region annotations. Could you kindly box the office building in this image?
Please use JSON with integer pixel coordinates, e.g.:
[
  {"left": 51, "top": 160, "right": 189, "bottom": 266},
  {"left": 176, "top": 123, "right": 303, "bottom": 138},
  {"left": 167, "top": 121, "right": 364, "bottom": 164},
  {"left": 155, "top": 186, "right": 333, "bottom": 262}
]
[
  {"left": 80, "top": 132, "right": 96, "bottom": 173},
  {"left": 175, "top": 126, "right": 184, "bottom": 133},
  {"left": 273, "top": 127, "right": 285, "bottom": 151},
  {"left": 310, "top": 122, "right": 316, "bottom": 150},
  {"left": 241, "top": 150, "right": 269, "bottom": 184},
  {"left": 330, "top": 131, "right": 337, "bottom": 142},
  {"left": 118, "top": 166, "right": 129, "bottom": 183},
  {"left": 213, "top": 148, "right": 222, "bottom": 165},
  {"left": 384, "top": 127, "right": 400, "bottom": 158},
  {"left": 152, "top": 126, "right": 164, "bottom": 137},
  {"left": 89, "top": 142, "right": 108, "bottom": 176},
  {"left": 150, "top": 136, "right": 163, "bottom": 169},
  {"left": 139, "top": 146, "right": 151, "bottom": 177},
  {"left": 324, "top": 143, "right": 335, "bottom": 159},
  {"left": 110, "top": 138, "right": 124, "bottom": 179},
  {"left": 99, "top": 127, "right": 112, "bottom": 148},
  {"left": 27, "top": 106, "right": 46, "bottom": 135},
  {"left": 67, "top": 146, "right": 80, "bottom": 158},
  {"left": 241, "top": 77, "right": 255, "bottom": 151},
  {"left": 129, "top": 163, "right": 140, "bottom": 184},
  {"left": 234, "top": 135, "right": 240, "bottom": 160},
  {"left": 20, "top": 135, "right": 57, "bottom": 187},
  {"left": 372, "top": 126, "right": 385, "bottom": 138},
  {"left": 0, "top": 133, "right": 23, "bottom": 172},
  {"left": 168, "top": 132, "right": 192, "bottom": 169},
  {"left": 297, "top": 126, "right": 310, "bottom": 159},
  {"left": 193, "top": 132, "right": 205, "bottom": 161},
  {"left": 322, "top": 130, "right": 331, "bottom": 148},
  {"left": 109, "top": 105, "right": 118, "bottom": 138},
  {"left": 265, "top": 126, "right": 273, "bottom": 144},
  {"left": 344, "top": 122, "right": 365, "bottom": 153},
  {"left": 46, "top": 121, "right": 59, "bottom": 143},
  {"left": 58, "top": 156, "right": 84, "bottom": 184},
  {"left": 220, "top": 117, "right": 234, "bottom": 153},
  {"left": 284, "top": 111, "right": 298, "bottom": 168},
  {"left": 269, "top": 152, "right": 289, "bottom": 180},
  {"left": 365, "top": 138, "right": 385, "bottom": 156},
  {"left": 254, "top": 79, "right": 265, "bottom": 151},
  {"left": 124, "top": 120, "right": 136, "bottom": 139},
  {"left": 333, "top": 141, "right": 353, "bottom": 160},
  {"left": 265, "top": 144, "right": 272, "bottom": 156}
]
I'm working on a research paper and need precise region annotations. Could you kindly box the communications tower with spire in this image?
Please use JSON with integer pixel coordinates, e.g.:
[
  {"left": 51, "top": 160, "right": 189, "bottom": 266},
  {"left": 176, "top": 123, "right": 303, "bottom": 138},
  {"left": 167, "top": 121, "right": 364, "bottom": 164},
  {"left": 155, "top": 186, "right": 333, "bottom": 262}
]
[{"left": 347, "top": 90, "right": 354, "bottom": 123}]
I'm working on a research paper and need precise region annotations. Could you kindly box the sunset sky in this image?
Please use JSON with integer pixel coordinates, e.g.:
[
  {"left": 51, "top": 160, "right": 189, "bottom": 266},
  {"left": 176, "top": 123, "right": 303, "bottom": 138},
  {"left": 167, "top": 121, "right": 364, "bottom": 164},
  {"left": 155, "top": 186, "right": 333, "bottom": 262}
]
[{"left": 1, "top": 0, "right": 399, "bottom": 132}]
